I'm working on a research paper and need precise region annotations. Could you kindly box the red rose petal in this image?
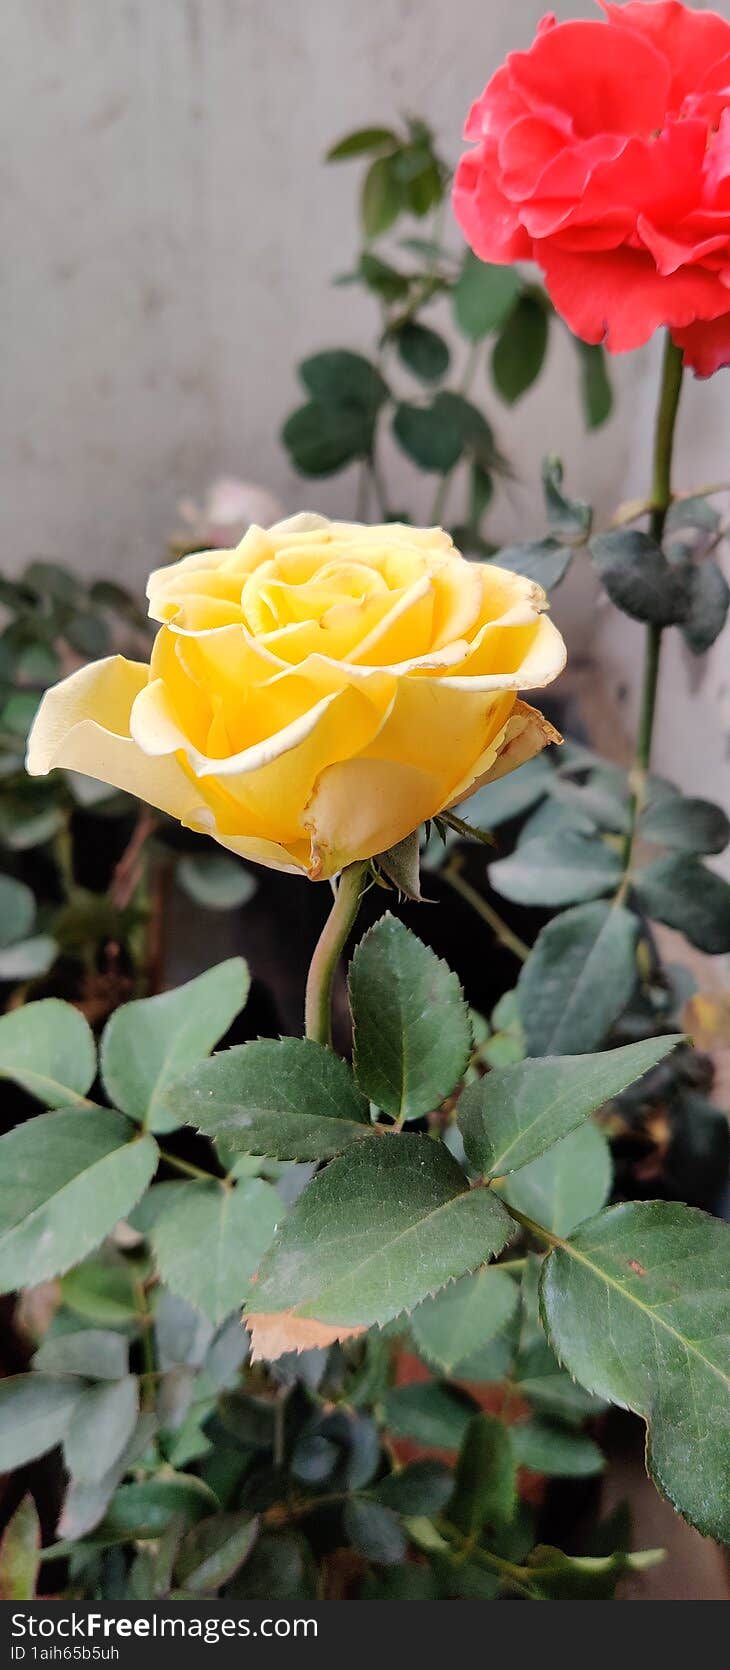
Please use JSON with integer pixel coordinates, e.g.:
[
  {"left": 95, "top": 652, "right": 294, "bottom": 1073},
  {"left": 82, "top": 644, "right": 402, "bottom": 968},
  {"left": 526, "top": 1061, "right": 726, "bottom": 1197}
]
[
  {"left": 453, "top": 143, "right": 533, "bottom": 263},
  {"left": 672, "top": 311, "right": 730, "bottom": 375},
  {"left": 539, "top": 243, "right": 730, "bottom": 352},
  {"left": 507, "top": 19, "right": 670, "bottom": 139},
  {"left": 601, "top": 1, "right": 730, "bottom": 113}
]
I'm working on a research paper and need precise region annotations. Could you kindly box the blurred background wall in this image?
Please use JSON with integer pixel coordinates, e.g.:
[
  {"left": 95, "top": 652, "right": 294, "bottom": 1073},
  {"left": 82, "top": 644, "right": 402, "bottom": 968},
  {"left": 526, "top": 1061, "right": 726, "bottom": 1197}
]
[{"left": 2, "top": 0, "right": 728, "bottom": 826}]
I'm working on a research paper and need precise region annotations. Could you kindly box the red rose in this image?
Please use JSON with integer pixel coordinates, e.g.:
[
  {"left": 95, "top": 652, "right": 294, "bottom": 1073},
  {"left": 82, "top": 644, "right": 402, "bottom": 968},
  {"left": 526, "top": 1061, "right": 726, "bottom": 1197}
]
[{"left": 453, "top": 2, "right": 730, "bottom": 376}]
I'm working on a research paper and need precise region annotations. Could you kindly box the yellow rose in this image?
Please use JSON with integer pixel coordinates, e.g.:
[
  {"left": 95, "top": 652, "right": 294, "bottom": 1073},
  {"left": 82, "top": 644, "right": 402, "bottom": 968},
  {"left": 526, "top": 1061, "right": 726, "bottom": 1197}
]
[{"left": 27, "top": 514, "right": 565, "bottom": 879}]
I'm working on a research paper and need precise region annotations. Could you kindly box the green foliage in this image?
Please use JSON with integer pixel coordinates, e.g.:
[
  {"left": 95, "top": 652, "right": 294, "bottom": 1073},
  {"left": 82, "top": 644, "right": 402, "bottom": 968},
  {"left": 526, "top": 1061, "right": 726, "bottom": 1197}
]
[
  {"left": 517, "top": 902, "right": 639, "bottom": 1056},
  {"left": 453, "top": 251, "right": 520, "bottom": 341},
  {"left": 177, "top": 852, "right": 257, "bottom": 911},
  {"left": 169, "top": 1036, "right": 372, "bottom": 1161},
  {"left": 0, "top": 1375, "right": 85, "bottom": 1470},
  {"left": 149, "top": 1178, "right": 281, "bottom": 1325},
  {"left": 639, "top": 784, "right": 729, "bottom": 855},
  {"left": 681, "top": 557, "right": 729, "bottom": 653},
  {"left": 635, "top": 855, "right": 730, "bottom": 954},
  {"left": 458, "top": 1037, "right": 680, "bottom": 1178},
  {"left": 282, "top": 113, "right": 610, "bottom": 541},
  {"left": 175, "top": 1513, "right": 259, "bottom": 1593},
  {"left": 410, "top": 1268, "right": 519, "bottom": 1376},
  {"left": 590, "top": 530, "right": 691, "bottom": 625},
  {"left": 0, "top": 998, "right": 96, "bottom": 1106},
  {"left": 0, "top": 1108, "right": 158, "bottom": 1289},
  {"left": 380, "top": 1382, "right": 474, "bottom": 1451},
  {"left": 494, "top": 538, "right": 572, "bottom": 590},
  {"left": 491, "top": 293, "right": 549, "bottom": 403},
  {"left": 349, "top": 914, "right": 471, "bottom": 1121},
  {"left": 100, "top": 959, "right": 249, "bottom": 1132},
  {"left": 283, "top": 351, "right": 388, "bottom": 477},
  {"left": 575, "top": 340, "right": 613, "bottom": 429},
  {"left": 509, "top": 1421, "right": 604, "bottom": 1479},
  {"left": 0, "top": 1497, "right": 41, "bottom": 1600},
  {"left": 490, "top": 829, "right": 622, "bottom": 906},
  {"left": 502, "top": 1123, "right": 612, "bottom": 1237},
  {"left": 248, "top": 1136, "right": 513, "bottom": 1331},
  {"left": 540, "top": 1201, "right": 730, "bottom": 1542},
  {"left": 449, "top": 1414, "right": 516, "bottom": 1537},
  {"left": 396, "top": 321, "right": 450, "bottom": 382}
]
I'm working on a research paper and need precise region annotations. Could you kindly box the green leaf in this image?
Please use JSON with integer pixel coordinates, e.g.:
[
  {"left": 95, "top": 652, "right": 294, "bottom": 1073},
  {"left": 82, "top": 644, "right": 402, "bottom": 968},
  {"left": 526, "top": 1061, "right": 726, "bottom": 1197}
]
[
  {"left": 372, "top": 1460, "right": 453, "bottom": 1517},
  {"left": 358, "top": 252, "right": 411, "bottom": 303},
  {"left": 0, "top": 998, "right": 96, "bottom": 1107},
  {"left": 344, "top": 1499, "right": 406, "bottom": 1565},
  {"left": 575, "top": 341, "right": 613, "bottom": 429},
  {"left": 460, "top": 755, "right": 552, "bottom": 829},
  {"left": 0, "top": 1375, "right": 84, "bottom": 1469},
  {"left": 410, "top": 1267, "right": 519, "bottom": 1375},
  {"left": 177, "top": 853, "right": 256, "bottom": 910},
  {"left": 129, "top": 1514, "right": 186, "bottom": 1599},
  {"left": 640, "top": 787, "right": 729, "bottom": 855},
  {"left": 453, "top": 251, "right": 520, "bottom": 341},
  {"left": 326, "top": 126, "right": 397, "bottom": 161},
  {"left": 0, "top": 935, "right": 56, "bottom": 982},
  {"left": 458, "top": 1036, "right": 680, "bottom": 1179},
  {"left": 510, "top": 1420, "right": 604, "bottom": 1478},
  {"left": 380, "top": 1382, "right": 474, "bottom": 1451},
  {"left": 491, "top": 294, "right": 548, "bottom": 402},
  {"left": 61, "top": 1253, "right": 139, "bottom": 1325},
  {"left": 469, "top": 460, "right": 493, "bottom": 526},
  {"left": 396, "top": 322, "right": 450, "bottom": 383},
  {"left": 551, "top": 769, "right": 630, "bottom": 835},
  {"left": 151, "top": 1179, "right": 281, "bottom": 1326},
  {"left": 33, "top": 1329, "right": 129, "bottom": 1381},
  {"left": 300, "top": 349, "right": 388, "bottom": 414},
  {"left": 350, "top": 915, "right": 471, "bottom": 1121},
  {"left": 0, "top": 1109, "right": 158, "bottom": 1290},
  {"left": 492, "top": 539, "right": 572, "bottom": 590},
  {"left": 247, "top": 1136, "right": 513, "bottom": 1335},
  {"left": 590, "top": 530, "right": 690, "bottom": 625},
  {"left": 101, "top": 958, "right": 249, "bottom": 1133},
  {"left": 361, "top": 155, "right": 403, "bottom": 237},
  {"left": 98, "top": 1475, "right": 219, "bottom": 1539},
  {"left": 540, "top": 1199, "right": 730, "bottom": 1540},
  {"left": 681, "top": 558, "right": 729, "bottom": 654},
  {"left": 392, "top": 396, "right": 464, "bottom": 473},
  {"left": 502, "top": 1122, "right": 612, "bottom": 1237},
  {"left": 490, "top": 830, "right": 621, "bottom": 906},
  {"left": 167, "top": 1036, "right": 372, "bottom": 1162},
  {"left": 541, "top": 456, "right": 592, "bottom": 543},
  {"left": 0, "top": 875, "right": 35, "bottom": 949},
  {"left": 0, "top": 1496, "right": 41, "bottom": 1600},
  {"left": 524, "top": 1543, "right": 663, "bottom": 1600},
  {"left": 517, "top": 902, "right": 638, "bottom": 1056},
  {"left": 666, "top": 494, "right": 720, "bottom": 535},
  {"left": 636, "top": 855, "right": 730, "bottom": 954},
  {"left": 511, "top": 1303, "right": 605, "bottom": 1425},
  {"left": 450, "top": 1413, "right": 516, "bottom": 1536},
  {"left": 176, "top": 1511, "right": 259, "bottom": 1593},
  {"left": 64, "top": 1376, "right": 140, "bottom": 1484},
  {"left": 227, "top": 1531, "right": 313, "bottom": 1601},
  {"left": 282, "top": 401, "right": 373, "bottom": 476}
]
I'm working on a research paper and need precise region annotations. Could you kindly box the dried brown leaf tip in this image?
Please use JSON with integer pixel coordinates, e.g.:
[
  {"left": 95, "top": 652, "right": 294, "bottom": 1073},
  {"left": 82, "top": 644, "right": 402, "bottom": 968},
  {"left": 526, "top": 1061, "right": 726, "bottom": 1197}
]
[{"left": 246, "top": 1310, "right": 367, "bottom": 1362}]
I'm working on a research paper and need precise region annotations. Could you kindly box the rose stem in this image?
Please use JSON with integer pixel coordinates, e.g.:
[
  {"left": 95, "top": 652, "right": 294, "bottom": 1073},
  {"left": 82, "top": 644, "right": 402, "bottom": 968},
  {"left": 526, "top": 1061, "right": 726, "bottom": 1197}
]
[
  {"left": 441, "top": 853, "right": 530, "bottom": 962},
  {"left": 618, "top": 332, "right": 684, "bottom": 893},
  {"left": 304, "top": 859, "right": 369, "bottom": 1047}
]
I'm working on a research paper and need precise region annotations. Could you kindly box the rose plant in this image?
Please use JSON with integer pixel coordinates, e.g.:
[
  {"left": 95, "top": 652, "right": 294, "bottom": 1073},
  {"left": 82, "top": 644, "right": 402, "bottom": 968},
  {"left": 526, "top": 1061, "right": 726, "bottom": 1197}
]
[
  {"left": 1, "top": 0, "right": 729, "bottom": 1607},
  {"left": 283, "top": 112, "right": 612, "bottom": 550}
]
